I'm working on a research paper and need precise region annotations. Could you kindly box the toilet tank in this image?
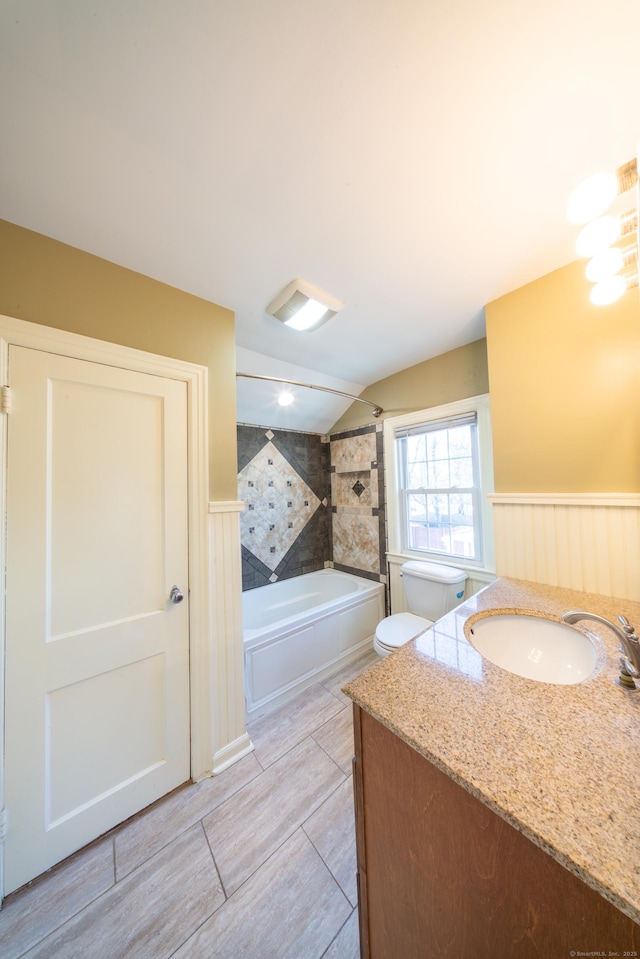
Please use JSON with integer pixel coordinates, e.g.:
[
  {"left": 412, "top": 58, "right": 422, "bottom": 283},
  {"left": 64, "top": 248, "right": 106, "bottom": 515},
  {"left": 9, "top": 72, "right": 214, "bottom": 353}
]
[{"left": 401, "top": 560, "right": 467, "bottom": 620}]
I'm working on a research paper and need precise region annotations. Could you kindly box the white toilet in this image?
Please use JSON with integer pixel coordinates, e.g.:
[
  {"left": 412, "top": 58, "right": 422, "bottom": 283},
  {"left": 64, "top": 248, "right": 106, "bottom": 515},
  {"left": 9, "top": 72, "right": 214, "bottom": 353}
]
[{"left": 374, "top": 560, "right": 467, "bottom": 657}]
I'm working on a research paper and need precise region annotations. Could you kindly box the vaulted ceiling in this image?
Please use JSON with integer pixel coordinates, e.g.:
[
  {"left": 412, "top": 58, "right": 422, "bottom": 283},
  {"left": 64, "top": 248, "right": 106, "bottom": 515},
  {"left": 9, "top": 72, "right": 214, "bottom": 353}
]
[{"left": 1, "top": 1, "right": 638, "bottom": 430}]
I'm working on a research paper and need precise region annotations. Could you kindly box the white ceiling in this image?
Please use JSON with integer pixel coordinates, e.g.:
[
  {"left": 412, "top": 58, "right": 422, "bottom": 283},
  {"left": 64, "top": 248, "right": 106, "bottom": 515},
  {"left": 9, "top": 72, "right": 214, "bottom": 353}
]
[{"left": 1, "top": 1, "right": 639, "bottom": 432}]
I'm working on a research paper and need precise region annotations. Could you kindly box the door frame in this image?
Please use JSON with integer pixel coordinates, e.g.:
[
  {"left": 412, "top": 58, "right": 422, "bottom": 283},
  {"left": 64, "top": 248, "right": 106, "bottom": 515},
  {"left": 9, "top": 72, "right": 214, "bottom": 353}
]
[{"left": 0, "top": 314, "right": 212, "bottom": 902}]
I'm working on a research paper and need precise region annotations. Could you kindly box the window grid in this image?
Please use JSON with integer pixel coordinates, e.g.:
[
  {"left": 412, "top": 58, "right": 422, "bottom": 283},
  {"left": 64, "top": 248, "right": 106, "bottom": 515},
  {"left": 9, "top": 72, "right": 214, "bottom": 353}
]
[{"left": 399, "top": 420, "right": 481, "bottom": 561}]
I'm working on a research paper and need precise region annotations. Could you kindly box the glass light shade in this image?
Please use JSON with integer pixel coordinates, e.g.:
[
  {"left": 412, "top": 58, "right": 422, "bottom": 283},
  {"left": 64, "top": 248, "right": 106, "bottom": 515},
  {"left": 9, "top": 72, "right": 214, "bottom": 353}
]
[
  {"left": 575, "top": 215, "right": 621, "bottom": 258},
  {"left": 567, "top": 172, "right": 618, "bottom": 224},
  {"left": 284, "top": 298, "right": 329, "bottom": 331},
  {"left": 277, "top": 390, "right": 294, "bottom": 407},
  {"left": 585, "top": 247, "right": 624, "bottom": 282},
  {"left": 589, "top": 274, "right": 627, "bottom": 306}
]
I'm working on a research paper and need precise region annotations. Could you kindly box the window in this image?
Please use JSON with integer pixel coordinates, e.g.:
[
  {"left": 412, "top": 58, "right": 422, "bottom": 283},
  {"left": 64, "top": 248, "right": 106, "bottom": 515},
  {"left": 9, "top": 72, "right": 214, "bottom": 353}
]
[
  {"left": 396, "top": 412, "right": 480, "bottom": 560},
  {"left": 384, "top": 395, "right": 494, "bottom": 570}
]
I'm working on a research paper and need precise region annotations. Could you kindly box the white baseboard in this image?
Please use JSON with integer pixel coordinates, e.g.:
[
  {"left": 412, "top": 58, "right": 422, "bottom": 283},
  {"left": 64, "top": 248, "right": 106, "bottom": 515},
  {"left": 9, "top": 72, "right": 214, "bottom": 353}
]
[{"left": 211, "top": 734, "right": 255, "bottom": 776}]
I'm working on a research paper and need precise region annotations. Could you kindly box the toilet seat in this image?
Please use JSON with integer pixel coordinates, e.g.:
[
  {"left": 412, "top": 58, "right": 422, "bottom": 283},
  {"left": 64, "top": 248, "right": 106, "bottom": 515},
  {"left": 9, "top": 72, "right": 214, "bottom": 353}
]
[{"left": 374, "top": 612, "right": 433, "bottom": 656}]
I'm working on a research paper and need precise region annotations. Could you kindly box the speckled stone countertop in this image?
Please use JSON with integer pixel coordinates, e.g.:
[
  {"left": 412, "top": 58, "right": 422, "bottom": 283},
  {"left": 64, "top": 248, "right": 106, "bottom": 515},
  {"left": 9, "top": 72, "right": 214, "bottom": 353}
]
[{"left": 343, "top": 577, "right": 640, "bottom": 925}]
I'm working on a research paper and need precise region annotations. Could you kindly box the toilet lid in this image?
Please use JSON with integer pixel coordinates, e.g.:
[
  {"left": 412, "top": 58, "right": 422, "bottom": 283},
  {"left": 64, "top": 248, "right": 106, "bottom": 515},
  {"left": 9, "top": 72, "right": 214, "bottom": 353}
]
[
  {"left": 401, "top": 560, "right": 467, "bottom": 585},
  {"left": 376, "top": 612, "right": 433, "bottom": 649}
]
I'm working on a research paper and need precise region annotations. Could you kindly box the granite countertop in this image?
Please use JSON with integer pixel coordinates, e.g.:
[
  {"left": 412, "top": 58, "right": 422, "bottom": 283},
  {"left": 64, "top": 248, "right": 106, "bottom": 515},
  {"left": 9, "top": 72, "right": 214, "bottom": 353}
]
[{"left": 343, "top": 576, "right": 640, "bottom": 924}]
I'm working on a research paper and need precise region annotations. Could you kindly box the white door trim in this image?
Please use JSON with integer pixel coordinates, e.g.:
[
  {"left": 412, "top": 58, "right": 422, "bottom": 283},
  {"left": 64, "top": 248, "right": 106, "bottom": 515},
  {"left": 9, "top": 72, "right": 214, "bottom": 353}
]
[{"left": 0, "top": 314, "right": 211, "bottom": 901}]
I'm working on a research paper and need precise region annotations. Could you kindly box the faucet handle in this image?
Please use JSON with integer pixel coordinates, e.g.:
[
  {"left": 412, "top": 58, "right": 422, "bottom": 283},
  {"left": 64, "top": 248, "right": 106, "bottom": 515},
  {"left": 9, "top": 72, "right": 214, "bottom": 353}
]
[{"left": 618, "top": 614, "right": 639, "bottom": 641}]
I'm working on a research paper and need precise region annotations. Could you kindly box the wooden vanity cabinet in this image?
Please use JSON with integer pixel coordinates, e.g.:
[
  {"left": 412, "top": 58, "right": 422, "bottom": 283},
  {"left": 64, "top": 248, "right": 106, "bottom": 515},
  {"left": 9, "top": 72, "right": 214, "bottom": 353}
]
[{"left": 352, "top": 705, "right": 639, "bottom": 959}]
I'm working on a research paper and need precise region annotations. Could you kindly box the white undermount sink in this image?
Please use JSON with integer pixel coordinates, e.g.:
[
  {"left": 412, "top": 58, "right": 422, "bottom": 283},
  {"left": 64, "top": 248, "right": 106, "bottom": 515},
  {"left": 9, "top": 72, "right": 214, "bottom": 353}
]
[{"left": 467, "top": 614, "right": 599, "bottom": 685}]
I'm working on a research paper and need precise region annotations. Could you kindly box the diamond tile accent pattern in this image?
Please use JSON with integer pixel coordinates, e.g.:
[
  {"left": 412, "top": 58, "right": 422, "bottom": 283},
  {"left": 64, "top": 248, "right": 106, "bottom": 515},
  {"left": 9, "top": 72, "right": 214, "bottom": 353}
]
[{"left": 239, "top": 441, "right": 321, "bottom": 572}]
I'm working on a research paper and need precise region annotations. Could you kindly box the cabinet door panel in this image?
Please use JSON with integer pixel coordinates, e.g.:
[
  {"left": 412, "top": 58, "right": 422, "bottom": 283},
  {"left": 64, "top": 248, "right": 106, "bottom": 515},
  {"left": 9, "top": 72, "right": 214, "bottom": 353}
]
[{"left": 354, "top": 707, "right": 639, "bottom": 958}]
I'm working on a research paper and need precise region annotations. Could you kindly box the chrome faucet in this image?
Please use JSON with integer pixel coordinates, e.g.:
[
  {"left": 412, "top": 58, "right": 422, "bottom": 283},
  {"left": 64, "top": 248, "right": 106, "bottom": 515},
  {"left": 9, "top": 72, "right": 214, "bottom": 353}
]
[{"left": 562, "top": 610, "right": 640, "bottom": 689}]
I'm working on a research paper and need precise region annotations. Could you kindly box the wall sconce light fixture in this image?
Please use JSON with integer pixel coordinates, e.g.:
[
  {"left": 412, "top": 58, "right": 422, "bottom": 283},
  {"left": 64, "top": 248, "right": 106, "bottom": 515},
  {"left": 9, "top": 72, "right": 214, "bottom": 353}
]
[{"left": 567, "top": 155, "right": 639, "bottom": 305}]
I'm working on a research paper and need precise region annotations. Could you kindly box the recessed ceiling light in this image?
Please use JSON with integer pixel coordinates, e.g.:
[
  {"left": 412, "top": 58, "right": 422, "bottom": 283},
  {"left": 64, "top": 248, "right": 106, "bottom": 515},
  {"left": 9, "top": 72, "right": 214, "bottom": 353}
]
[
  {"left": 277, "top": 390, "right": 294, "bottom": 407},
  {"left": 266, "top": 279, "right": 343, "bottom": 332}
]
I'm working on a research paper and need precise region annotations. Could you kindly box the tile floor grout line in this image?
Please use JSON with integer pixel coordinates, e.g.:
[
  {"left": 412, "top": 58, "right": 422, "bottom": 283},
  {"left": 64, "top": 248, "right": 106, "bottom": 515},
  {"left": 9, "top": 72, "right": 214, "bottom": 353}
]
[
  {"left": 159, "top": 822, "right": 231, "bottom": 959},
  {"left": 319, "top": 906, "right": 358, "bottom": 959},
  {"left": 220, "top": 820, "right": 353, "bottom": 915},
  {"left": 246, "top": 692, "right": 345, "bottom": 741},
  {"left": 301, "top": 820, "right": 356, "bottom": 908},
  {"left": 6, "top": 873, "right": 119, "bottom": 959},
  {"left": 166, "top": 825, "right": 353, "bottom": 959},
  {"left": 300, "top": 775, "right": 352, "bottom": 831},
  {"left": 208, "top": 816, "right": 340, "bottom": 915},
  {"left": 1, "top": 837, "right": 119, "bottom": 959},
  {"left": 243, "top": 727, "right": 335, "bottom": 780},
  {"left": 313, "top": 699, "right": 350, "bottom": 730},
  {"left": 245, "top": 681, "right": 334, "bottom": 727},
  {"left": 245, "top": 748, "right": 265, "bottom": 776},
  {"left": 310, "top": 731, "right": 353, "bottom": 782},
  {"left": 250, "top": 709, "right": 346, "bottom": 771},
  {"left": 112, "top": 760, "right": 264, "bottom": 881},
  {"left": 18, "top": 826, "right": 230, "bottom": 959},
  {"left": 199, "top": 819, "right": 229, "bottom": 902},
  {"left": 197, "top": 732, "right": 349, "bottom": 900},
  {"left": 208, "top": 731, "right": 345, "bottom": 844},
  {"left": 211, "top": 824, "right": 311, "bottom": 916},
  {"left": 246, "top": 680, "right": 346, "bottom": 735}
]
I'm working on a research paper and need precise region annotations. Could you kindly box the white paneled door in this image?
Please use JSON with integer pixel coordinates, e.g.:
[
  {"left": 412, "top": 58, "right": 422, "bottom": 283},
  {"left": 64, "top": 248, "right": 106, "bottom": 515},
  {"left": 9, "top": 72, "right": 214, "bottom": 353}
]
[{"left": 4, "top": 345, "right": 191, "bottom": 894}]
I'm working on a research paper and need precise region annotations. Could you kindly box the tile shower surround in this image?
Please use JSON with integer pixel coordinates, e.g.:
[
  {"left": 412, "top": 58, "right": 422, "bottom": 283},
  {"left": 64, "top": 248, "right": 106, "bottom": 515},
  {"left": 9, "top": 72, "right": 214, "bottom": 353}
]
[
  {"left": 330, "top": 425, "right": 385, "bottom": 584},
  {"left": 237, "top": 424, "right": 386, "bottom": 592},
  {"left": 237, "top": 426, "right": 332, "bottom": 590}
]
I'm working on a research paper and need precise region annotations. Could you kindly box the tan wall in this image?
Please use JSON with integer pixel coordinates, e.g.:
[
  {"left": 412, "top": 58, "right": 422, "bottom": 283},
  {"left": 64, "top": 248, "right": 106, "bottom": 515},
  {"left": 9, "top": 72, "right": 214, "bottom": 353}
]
[
  {"left": 330, "top": 338, "right": 489, "bottom": 433},
  {"left": 486, "top": 259, "right": 640, "bottom": 493},
  {"left": 0, "top": 220, "right": 237, "bottom": 500}
]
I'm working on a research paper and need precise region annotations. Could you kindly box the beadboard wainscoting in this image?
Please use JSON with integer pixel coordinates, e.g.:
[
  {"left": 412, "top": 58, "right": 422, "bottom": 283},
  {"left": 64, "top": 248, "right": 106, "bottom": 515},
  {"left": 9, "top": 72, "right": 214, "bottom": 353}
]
[
  {"left": 208, "top": 501, "right": 253, "bottom": 773},
  {"left": 489, "top": 494, "right": 640, "bottom": 602},
  {"left": 386, "top": 553, "right": 495, "bottom": 615}
]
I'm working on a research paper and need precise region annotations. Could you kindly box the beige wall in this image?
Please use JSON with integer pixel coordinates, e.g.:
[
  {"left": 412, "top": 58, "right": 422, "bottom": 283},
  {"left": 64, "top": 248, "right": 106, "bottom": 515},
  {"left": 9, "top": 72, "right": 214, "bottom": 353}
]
[
  {"left": 486, "top": 259, "right": 640, "bottom": 493},
  {"left": 330, "top": 338, "right": 489, "bottom": 433},
  {"left": 0, "top": 220, "right": 237, "bottom": 500}
]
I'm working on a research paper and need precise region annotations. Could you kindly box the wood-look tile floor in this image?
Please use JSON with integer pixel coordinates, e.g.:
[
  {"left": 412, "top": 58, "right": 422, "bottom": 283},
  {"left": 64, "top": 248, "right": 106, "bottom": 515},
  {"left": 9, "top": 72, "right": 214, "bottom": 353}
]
[{"left": 0, "top": 649, "right": 378, "bottom": 959}]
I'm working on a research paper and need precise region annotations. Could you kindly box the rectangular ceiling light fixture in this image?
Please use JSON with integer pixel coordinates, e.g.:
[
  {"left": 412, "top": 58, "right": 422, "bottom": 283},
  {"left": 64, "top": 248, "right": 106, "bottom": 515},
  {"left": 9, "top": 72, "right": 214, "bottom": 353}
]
[{"left": 266, "top": 279, "right": 344, "bottom": 332}]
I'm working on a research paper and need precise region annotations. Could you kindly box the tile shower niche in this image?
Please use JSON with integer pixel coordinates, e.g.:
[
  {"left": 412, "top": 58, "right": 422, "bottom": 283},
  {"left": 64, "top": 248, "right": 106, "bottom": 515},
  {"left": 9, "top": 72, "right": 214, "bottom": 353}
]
[{"left": 330, "top": 425, "right": 386, "bottom": 582}]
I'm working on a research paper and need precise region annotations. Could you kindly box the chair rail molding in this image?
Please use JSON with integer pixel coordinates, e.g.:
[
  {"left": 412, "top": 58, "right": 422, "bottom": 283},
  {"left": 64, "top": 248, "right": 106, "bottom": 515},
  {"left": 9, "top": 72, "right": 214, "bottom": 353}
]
[
  {"left": 489, "top": 493, "right": 640, "bottom": 600},
  {"left": 488, "top": 492, "right": 640, "bottom": 507}
]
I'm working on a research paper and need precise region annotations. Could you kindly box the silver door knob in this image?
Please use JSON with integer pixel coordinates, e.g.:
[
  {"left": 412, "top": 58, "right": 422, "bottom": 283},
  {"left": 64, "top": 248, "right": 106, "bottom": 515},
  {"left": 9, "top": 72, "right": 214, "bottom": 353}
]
[{"left": 169, "top": 585, "right": 184, "bottom": 604}]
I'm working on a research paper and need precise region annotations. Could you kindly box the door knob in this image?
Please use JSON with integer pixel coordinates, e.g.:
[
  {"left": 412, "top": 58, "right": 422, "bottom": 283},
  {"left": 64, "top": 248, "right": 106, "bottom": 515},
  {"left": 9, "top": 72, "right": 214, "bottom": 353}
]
[{"left": 169, "top": 585, "right": 184, "bottom": 604}]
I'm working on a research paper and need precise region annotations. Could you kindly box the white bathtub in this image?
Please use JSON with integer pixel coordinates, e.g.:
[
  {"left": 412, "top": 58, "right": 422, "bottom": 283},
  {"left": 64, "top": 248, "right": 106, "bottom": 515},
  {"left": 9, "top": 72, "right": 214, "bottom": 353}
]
[{"left": 243, "top": 568, "right": 385, "bottom": 719}]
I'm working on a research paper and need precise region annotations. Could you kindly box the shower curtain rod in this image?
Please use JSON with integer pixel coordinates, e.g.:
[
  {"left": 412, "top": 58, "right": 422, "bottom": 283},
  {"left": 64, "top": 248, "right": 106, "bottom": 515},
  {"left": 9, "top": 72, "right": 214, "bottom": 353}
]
[{"left": 236, "top": 372, "right": 383, "bottom": 418}]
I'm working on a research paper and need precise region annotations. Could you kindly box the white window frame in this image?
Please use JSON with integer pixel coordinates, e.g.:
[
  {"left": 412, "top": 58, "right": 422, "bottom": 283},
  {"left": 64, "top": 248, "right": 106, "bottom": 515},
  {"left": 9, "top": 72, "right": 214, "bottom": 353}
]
[{"left": 384, "top": 394, "right": 495, "bottom": 574}]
